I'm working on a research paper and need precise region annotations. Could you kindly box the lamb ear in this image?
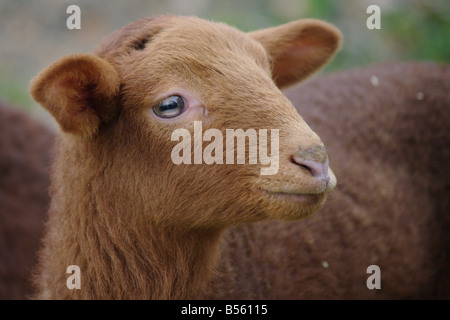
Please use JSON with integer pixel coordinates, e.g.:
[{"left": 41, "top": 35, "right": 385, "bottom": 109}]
[
  {"left": 249, "top": 19, "right": 342, "bottom": 89},
  {"left": 30, "top": 54, "right": 120, "bottom": 137}
]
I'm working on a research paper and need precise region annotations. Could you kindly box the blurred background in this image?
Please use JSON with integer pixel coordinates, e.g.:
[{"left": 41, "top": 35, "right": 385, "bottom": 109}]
[{"left": 0, "top": 0, "right": 448, "bottom": 123}]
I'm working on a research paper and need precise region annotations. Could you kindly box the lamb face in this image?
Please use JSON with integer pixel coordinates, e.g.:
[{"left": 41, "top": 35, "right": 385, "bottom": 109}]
[{"left": 31, "top": 15, "right": 340, "bottom": 228}]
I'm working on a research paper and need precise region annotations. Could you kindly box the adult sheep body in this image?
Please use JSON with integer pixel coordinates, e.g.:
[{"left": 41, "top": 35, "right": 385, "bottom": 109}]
[{"left": 0, "top": 101, "right": 54, "bottom": 299}]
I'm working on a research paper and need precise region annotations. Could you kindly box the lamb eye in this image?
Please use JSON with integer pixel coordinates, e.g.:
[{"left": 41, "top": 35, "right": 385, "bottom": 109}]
[{"left": 153, "top": 95, "right": 185, "bottom": 118}]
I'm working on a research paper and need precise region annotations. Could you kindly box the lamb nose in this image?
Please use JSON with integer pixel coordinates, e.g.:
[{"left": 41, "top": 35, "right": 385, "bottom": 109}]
[
  {"left": 292, "top": 157, "right": 330, "bottom": 178},
  {"left": 292, "top": 145, "right": 330, "bottom": 179}
]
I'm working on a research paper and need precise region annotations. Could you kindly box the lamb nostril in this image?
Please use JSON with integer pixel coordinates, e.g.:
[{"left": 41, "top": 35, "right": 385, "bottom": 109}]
[{"left": 292, "top": 156, "right": 329, "bottom": 179}]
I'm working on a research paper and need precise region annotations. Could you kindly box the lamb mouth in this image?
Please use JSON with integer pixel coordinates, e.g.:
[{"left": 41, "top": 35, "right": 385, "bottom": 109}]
[{"left": 260, "top": 189, "right": 326, "bottom": 205}]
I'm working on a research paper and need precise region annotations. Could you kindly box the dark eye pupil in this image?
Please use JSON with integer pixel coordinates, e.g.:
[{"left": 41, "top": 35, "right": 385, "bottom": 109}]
[
  {"left": 160, "top": 96, "right": 182, "bottom": 112},
  {"left": 153, "top": 95, "right": 185, "bottom": 118}
]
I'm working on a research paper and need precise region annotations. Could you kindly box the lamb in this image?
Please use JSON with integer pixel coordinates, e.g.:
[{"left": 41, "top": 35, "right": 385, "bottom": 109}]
[
  {"left": 0, "top": 101, "right": 54, "bottom": 299},
  {"left": 30, "top": 15, "right": 340, "bottom": 299},
  {"left": 26, "top": 15, "right": 449, "bottom": 299}
]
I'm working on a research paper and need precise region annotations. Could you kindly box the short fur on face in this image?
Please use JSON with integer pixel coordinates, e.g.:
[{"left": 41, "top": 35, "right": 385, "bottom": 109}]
[{"left": 31, "top": 15, "right": 341, "bottom": 225}]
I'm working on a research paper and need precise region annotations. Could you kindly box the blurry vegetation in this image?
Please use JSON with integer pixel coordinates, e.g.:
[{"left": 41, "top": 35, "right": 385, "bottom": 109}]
[{"left": 0, "top": 0, "right": 448, "bottom": 113}]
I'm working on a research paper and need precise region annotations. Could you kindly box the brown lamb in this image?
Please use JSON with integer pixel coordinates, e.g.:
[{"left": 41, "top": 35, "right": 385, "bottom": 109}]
[
  {"left": 24, "top": 15, "right": 449, "bottom": 299},
  {"left": 0, "top": 101, "right": 54, "bottom": 299}
]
